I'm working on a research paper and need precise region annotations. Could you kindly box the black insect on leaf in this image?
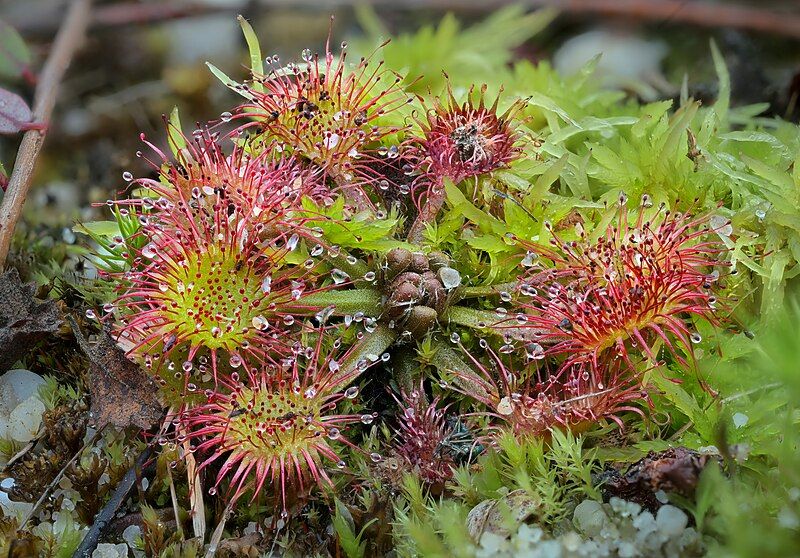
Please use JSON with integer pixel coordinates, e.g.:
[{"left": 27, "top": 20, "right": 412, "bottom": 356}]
[
  {"left": 435, "top": 416, "right": 483, "bottom": 465},
  {"left": 0, "top": 268, "right": 62, "bottom": 372}
]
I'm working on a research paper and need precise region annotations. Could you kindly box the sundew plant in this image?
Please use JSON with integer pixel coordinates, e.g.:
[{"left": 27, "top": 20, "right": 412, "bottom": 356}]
[{"left": 70, "top": 6, "right": 800, "bottom": 557}]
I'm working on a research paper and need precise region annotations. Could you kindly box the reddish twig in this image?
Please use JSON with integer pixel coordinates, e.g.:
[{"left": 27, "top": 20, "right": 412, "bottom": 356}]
[
  {"left": 87, "top": 0, "right": 799, "bottom": 38},
  {"left": 543, "top": 0, "right": 800, "bottom": 39},
  {"left": 5, "top": 0, "right": 800, "bottom": 40},
  {"left": 0, "top": 0, "right": 92, "bottom": 268}
]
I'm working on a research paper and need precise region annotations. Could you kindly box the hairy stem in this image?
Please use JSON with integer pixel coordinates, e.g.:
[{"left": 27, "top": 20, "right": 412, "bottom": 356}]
[
  {"left": 429, "top": 340, "right": 488, "bottom": 400},
  {"left": 290, "top": 288, "right": 383, "bottom": 316},
  {"left": 406, "top": 189, "right": 445, "bottom": 244}
]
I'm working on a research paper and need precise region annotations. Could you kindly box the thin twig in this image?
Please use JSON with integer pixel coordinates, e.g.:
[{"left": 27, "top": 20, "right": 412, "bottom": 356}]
[
  {"left": 2, "top": 438, "right": 37, "bottom": 471},
  {"left": 0, "top": 0, "right": 92, "bottom": 268},
  {"left": 6, "top": 0, "right": 800, "bottom": 40}
]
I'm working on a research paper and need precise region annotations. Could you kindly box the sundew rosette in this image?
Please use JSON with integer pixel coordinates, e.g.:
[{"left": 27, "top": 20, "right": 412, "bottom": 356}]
[
  {"left": 405, "top": 83, "right": 526, "bottom": 240},
  {"left": 455, "top": 342, "right": 647, "bottom": 439},
  {"left": 108, "top": 134, "right": 337, "bottom": 381},
  {"left": 232, "top": 36, "right": 411, "bottom": 209},
  {"left": 389, "top": 382, "right": 457, "bottom": 488},
  {"left": 410, "top": 83, "right": 525, "bottom": 186},
  {"left": 181, "top": 333, "right": 374, "bottom": 512},
  {"left": 507, "top": 195, "right": 728, "bottom": 379}
]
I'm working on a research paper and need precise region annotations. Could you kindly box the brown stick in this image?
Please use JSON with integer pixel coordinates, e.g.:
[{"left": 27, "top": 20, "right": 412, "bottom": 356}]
[
  {"left": 548, "top": 0, "right": 800, "bottom": 39},
  {"left": 97, "top": 0, "right": 800, "bottom": 40},
  {"left": 5, "top": 0, "right": 800, "bottom": 40},
  {"left": 0, "top": 0, "right": 92, "bottom": 268}
]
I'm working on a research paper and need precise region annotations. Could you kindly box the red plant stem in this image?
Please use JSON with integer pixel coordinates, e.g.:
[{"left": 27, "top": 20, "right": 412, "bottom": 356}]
[
  {"left": 5, "top": 0, "right": 800, "bottom": 40},
  {"left": 0, "top": 0, "right": 92, "bottom": 268},
  {"left": 408, "top": 192, "right": 445, "bottom": 244}
]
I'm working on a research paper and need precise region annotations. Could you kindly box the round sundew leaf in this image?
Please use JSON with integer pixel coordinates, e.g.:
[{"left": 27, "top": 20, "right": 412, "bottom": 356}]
[
  {"left": 0, "top": 19, "right": 33, "bottom": 80},
  {"left": 0, "top": 87, "right": 33, "bottom": 134}
]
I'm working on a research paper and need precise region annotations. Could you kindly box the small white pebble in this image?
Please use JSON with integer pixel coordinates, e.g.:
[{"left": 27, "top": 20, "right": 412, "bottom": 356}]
[{"left": 656, "top": 505, "right": 688, "bottom": 537}]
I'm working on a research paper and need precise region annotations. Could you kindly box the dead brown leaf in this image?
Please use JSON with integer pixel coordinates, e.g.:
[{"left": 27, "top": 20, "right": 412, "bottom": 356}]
[
  {"left": 0, "top": 268, "right": 62, "bottom": 371},
  {"left": 598, "top": 447, "right": 720, "bottom": 512},
  {"left": 70, "top": 317, "right": 163, "bottom": 430}
]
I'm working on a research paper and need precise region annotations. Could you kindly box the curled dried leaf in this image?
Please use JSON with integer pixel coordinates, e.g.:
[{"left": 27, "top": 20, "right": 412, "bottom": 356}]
[
  {"left": 597, "top": 447, "right": 720, "bottom": 511},
  {"left": 70, "top": 318, "right": 163, "bottom": 431}
]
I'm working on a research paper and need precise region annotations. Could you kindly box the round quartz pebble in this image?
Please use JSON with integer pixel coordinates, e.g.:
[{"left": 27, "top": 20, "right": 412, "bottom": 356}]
[
  {"left": 0, "top": 369, "right": 47, "bottom": 442},
  {"left": 633, "top": 510, "right": 658, "bottom": 545},
  {"left": 91, "top": 543, "right": 129, "bottom": 558},
  {"left": 573, "top": 500, "right": 607, "bottom": 536},
  {"left": 656, "top": 505, "right": 688, "bottom": 537},
  {"left": 123, "top": 524, "right": 143, "bottom": 556},
  {"left": 8, "top": 396, "right": 46, "bottom": 442}
]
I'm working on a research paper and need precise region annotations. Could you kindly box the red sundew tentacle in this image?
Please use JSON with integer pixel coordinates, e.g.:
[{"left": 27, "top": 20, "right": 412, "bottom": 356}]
[
  {"left": 279, "top": 455, "right": 288, "bottom": 512},
  {"left": 251, "top": 458, "right": 271, "bottom": 501},
  {"left": 300, "top": 447, "right": 322, "bottom": 484},
  {"left": 229, "top": 458, "right": 258, "bottom": 498},
  {"left": 290, "top": 453, "right": 306, "bottom": 495}
]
